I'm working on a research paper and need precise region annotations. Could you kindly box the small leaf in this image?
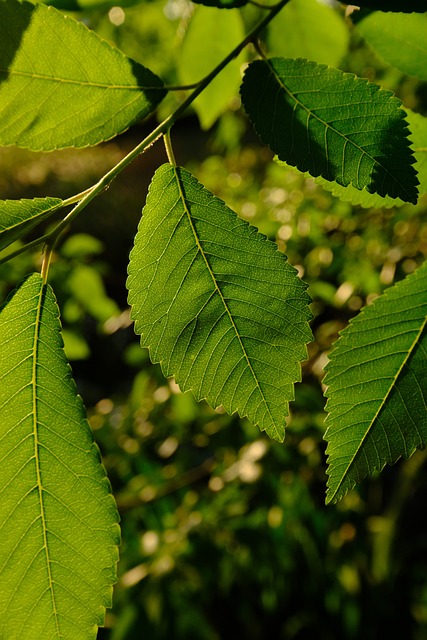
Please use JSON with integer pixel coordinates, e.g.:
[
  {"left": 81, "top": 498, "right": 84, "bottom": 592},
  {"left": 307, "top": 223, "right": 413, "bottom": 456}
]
[
  {"left": 177, "top": 6, "right": 245, "bottom": 129},
  {"left": 0, "top": 0, "right": 166, "bottom": 150},
  {"left": 241, "top": 57, "right": 419, "bottom": 203},
  {"left": 266, "top": 0, "right": 349, "bottom": 67},
  {"left": 127, "top": 164, "right": 312, "bottom": 441},
  {"left": 324, "top": 261, "right": 427, "bottom": 504},
  {"left": 343, "top": 0, "right": 427, "bottom": 12},
  {"left": 353, "top": 10, "right": 427, "bottom": 80},
  {"left": 0, "top": 197, "right": 63, "bottom": 251},
  {"left": 0, "top": 273, "right": 120, "bottom": 638}
]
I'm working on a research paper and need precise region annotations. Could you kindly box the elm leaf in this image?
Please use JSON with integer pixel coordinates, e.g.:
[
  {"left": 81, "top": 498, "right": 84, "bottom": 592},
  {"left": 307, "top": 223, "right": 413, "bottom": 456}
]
[
  {"left": 0, "top": 273, "right": 120, "bottom": 639},
  {"left": 0, "top": 0, "right": 166, "bottom": 150},
  {"left": 127, "top": 164, "right": 312, "bottom": 441},
  {"left": 324, "top": 261, "right": 427, "bottom": 504},
  {"left": 241, "top": 57, "right": 419, "bottom": 203},
  {"left": 0, "top": 197, "right": 63, "bottom": 251}
]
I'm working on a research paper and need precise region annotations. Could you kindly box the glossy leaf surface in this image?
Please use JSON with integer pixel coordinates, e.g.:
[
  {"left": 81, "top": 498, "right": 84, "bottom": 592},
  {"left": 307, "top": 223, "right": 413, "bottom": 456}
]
[
  {"left": 127, "top": 164, "right": 312, "bottom": 441},
  {"left": 324, "top": 261, "right": 427, "bottom": 504},
  {"left": 241, "top": 57, "right": 419, "bottom": 203},
  {"left": 0, "top": 274, "right": 120, "bottom": 639},
  {"left": 0, "top": 0, "right": 166, "bottom": 150}
]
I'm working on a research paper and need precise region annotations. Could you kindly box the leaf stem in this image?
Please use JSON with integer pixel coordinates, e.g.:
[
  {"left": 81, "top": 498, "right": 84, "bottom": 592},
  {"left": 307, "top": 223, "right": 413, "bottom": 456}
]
[
  {"left": 1, "top": 0, "right": 290, "bottom": 267},
  {"left": 163, "top": 131, "right": 177, "bottom": 166}
]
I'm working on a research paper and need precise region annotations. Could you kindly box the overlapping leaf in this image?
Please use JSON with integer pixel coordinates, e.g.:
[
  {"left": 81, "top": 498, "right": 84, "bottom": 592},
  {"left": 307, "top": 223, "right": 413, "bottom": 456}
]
[
  {"left": 241, "top": 57, "right": 419, "bottom": 203},
  {"left": 0, "top": 273, "right": 120, "bottom": 639},
  {"left": 0, "top": 197, "right": 63, "bottom": 251},
  {"left": 276, "top": 110, "right": 427, "bottom": 208},
  {"left": 177, "top": 6, "right": 245, "bottom": 129},
  {"left": 127, "top": 164, "right": 312, "bottom": 441},
  {"left": 266, "top": 0, "right": 349, "bottom": 67},
  {"left": 324, "top": 261, "right": 427, "bottom": 504},
  {"left": 353, "top": 10, "right": 427, "bottom": 80},
  {"left": 0, "top": 0, "right": 166, "bottom": 150}
]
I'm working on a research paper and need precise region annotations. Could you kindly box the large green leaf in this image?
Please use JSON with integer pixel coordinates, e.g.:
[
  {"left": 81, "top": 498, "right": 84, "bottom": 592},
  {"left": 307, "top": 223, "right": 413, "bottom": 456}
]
[
  {"left": 241, "top": 57, "right": 419, "bottom": 203},
  {"left": 343, "top": 0, "right": 427, "bottom": 12},
  {"left": 324, "top": 260, "right": 427, "bottom": 504},
  {"left": 177, "top": 6, "right": 245, "bottom": 129},
  {"left": 0, "top": 273, "right": 120, "bottom": 639},
  {"left": 266, "top": 0, "right": 349, "bottom": 68},
  {"left": 353, "top": 10, "right": 427, "bottom": 80},
  {"left": 127, "top": 164, "right": 312, "bottom": 441},
  {"left": 0, "top": 197, "right": 63, "bottom": 251},
  {"left": 0, "top": 0, "right": 166, "bottom": 150}
]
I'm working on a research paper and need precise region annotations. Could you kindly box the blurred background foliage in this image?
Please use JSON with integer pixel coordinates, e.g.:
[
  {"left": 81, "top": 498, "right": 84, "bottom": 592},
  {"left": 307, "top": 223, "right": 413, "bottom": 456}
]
[{"left": 2, "top": 0, "right": 427, "bottom": 638}]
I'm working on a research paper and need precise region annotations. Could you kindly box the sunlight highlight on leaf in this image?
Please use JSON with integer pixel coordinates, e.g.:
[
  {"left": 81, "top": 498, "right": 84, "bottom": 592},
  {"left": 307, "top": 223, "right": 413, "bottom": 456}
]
[
  {"left": 0, "top": 274, "right": 120, "bottom": 639},
  {"left": 0, "top": 0, "right": 166, "bottom": 150},
  {"left": 127, "top": 164, "right": 312, "bottom": 441}
]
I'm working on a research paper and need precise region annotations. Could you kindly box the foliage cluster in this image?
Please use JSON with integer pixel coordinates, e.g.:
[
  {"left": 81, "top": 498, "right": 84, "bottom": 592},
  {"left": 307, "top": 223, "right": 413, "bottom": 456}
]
[{"left": 1, "top": 0, "right": 427, "bottom": 638}]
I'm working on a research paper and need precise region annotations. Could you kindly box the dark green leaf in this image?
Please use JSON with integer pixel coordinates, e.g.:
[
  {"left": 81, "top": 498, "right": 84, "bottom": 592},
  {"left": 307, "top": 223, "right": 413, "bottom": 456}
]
[
  {"left": 0, "top": 197, "right": 63, "bottom": 251},
  {"left": 0, "top": 0, "right": 166, "bottom": 150},
  {"left": 324, "top": 261, "right": 427, "bottom": 504},
  {"left": 0, "top": 273, "right": 120, "bottom": 638},
  {"left": 241, "top": 57, "right": 419, "bottom": 203},
  {"left": 127, "top": 164, "right": 312, "bottom": 441}
]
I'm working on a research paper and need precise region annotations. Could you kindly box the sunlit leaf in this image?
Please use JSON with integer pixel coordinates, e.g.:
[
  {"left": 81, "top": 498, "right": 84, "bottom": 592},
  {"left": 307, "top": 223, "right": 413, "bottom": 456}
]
[
  {"left": 0, "top": 0, "right": 166, "bottom": 150},
  {"left": 0, "top": 197, "right": 63, "bottom": 251},
  {"left": 241, "top": 57, "right": 419, "bottom": 203},
  {"left": 266, "top": 0, "right": 349, "bottom": 67},
  {"left": 127, "top": 164, "right": 312, "bottom": 441},
  {"left": 353, "top": 10, "right": 427, "bottom": 80},
  {"left": 324, "top": 261, "right": 427, "bottom": 504},
  {"left": 0, "top": 273, "right": 120, "bottom": 638},
  {"left": 177, "top": 5, "right": 245, "bottom": 129}
]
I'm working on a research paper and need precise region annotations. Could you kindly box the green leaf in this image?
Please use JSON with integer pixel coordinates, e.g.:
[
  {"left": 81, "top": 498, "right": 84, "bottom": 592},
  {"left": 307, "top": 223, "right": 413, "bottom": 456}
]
[
  {"left": 353, "top": 10, "right": 427, "bottom": 80},
  {"left": 0, "top": 197, "right": 63, "bottom": 251},
  {"left": 240, "top": 57, "right": 419, "bottom": 203},
  {"left": 324, "top": 261, "right": 427, "bottom": 504},
  {"left": 343, "top": 0, "right": 427, "bottom": 12},
  {"left": 266, "top": 0, "right": 349, "bottom": 67},
  {"left": 177, "top": 6, "right": 245, "bottom": 129},
  {"left": 276, "top": 110, "right": 427, "bottom": 208},
  {"left": 0, "top": 273, "right": 120, "bottom": 638},
  {"left": 0, "top": 0, "right": 166, "bottom": 150},
  {"left": 127, "top": 163, "right": 312, "bottom": 441}
]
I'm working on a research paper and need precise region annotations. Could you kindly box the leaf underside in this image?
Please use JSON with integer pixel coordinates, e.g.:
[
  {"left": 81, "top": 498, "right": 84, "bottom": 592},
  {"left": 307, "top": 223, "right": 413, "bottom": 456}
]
[
  {"left": 0, "top": 197, "right": 63, "bottom": 251},
  {"left": 0, "top": 274, "right": 120, "bottom": 639},
  {"left": 0, "top": 0, "right": 166, "bottom": 150},
  {"left": 127, "top": 164, "right": 312, "bottom": 442},
  {"left": 240, "top": 57, "right": 419, "bottom": 203},
  {"left": 324, "top": 260, "right": 427, "bottom": 504}
]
